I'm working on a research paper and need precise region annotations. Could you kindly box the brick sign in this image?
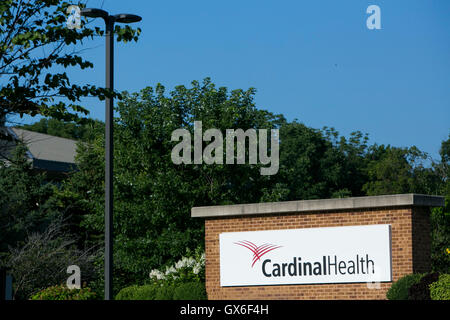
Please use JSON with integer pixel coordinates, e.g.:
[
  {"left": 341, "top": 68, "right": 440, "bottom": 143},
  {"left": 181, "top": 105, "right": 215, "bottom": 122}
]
[{"left": 193, "top": 194, "right": 443, "bottom": 299}]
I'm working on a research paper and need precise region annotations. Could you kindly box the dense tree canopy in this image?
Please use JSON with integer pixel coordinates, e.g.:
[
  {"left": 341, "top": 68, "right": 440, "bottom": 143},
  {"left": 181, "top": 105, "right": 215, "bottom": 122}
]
[
  {"left": 0, "top": 145, "right": 57, "bottom": 254},
  {"left": 1, "top": 79, "right": 448, "bottom": 297},
  {"left": 17, "top": 117, "right": 104, "bottom": 141},
  {"left": 49, "top": 79, "right": 448, "bottom": 289}
]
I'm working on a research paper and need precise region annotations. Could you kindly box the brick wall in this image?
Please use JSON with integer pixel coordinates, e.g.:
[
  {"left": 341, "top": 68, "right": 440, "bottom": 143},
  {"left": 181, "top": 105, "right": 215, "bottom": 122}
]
[{"left": 204, "top": 206, "right": 430, "bottom": 300}]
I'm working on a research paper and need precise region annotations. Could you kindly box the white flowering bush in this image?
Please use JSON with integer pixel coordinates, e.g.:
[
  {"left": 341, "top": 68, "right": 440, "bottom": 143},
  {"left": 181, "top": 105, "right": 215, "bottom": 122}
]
[{"left": 148, "top": 249, "right": 205, "bottom": 285}]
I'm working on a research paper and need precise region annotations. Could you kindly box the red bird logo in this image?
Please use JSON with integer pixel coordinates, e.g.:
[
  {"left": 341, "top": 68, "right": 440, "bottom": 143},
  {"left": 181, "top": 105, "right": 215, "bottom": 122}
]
[{"left": 234, "top": 240, "right": 282, "bottom": 267}]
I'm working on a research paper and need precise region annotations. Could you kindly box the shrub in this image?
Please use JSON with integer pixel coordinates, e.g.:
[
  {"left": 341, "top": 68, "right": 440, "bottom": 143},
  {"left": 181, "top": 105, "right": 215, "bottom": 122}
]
[
  {"left": 408, "top": 272, "right": 440, "bottom": 300},
  {"left": 154, "top": 284, "right": 176, "bottom": 300},
  {"left": 430, "top": 204, "right": 450, "bottom": 273},
  {"left": 115, "top": 282, "right": 206, "bottom": 300},
  {"left": 135, "top": 285, "right": 160, "bottom": 300},
  {"left": 30, "top": 285, "right": 96, "bottom": 300},
  {"left": 116, "top": 248, "right": 207, "bottom": 300},
  {"left": 5, "top": 218, "right": 99, "bottom": 300},
  {"left": 430, "top": 274, "right": 450, "bottom": 300},
  {"left": 115, "top": 284, "right": 160, "bottom": 300},
  {"left": 115, "top": 283, "right": 172, "bottom": 300},
  {"left": 386, "top": 273, "right": 423, "bottom": 300},
  {"left": 115, "top": 285, "right": 142, "bottom": 300},
  {"left": 173, "top": 282, "right": 206, "bottom": 300}
]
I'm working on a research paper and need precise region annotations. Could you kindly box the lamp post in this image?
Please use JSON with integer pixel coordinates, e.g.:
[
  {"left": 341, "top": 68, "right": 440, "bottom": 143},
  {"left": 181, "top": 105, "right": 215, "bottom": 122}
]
[{"left": 80, "top": 8, "right": 141, "bottom": 300}]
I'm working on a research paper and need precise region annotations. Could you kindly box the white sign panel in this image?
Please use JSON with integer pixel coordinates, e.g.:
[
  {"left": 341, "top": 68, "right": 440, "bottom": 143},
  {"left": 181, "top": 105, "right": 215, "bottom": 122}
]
[{"left": 219, "top": 224, "right": 392, "bottom": 286}]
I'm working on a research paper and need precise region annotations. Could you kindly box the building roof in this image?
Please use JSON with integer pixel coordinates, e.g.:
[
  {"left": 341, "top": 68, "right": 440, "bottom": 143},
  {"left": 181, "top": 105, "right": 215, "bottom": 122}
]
[
  {"left": 0, "top": 127, "right": 77, "bottom": 172},
  {"left": 10, "top": 128, "right": 77, "bottom": 163}
]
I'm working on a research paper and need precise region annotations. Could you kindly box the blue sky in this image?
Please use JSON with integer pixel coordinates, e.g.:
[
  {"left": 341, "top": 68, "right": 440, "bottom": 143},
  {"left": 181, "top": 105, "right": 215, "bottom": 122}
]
[{"left": 13, "top": 0, "right": 450, "bottom": 160}]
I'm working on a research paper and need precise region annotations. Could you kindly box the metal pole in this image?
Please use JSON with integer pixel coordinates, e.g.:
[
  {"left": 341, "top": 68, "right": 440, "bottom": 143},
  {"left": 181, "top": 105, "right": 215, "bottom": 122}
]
[{"left": 104, "top": 16, "right": 114, "bottom": 300}]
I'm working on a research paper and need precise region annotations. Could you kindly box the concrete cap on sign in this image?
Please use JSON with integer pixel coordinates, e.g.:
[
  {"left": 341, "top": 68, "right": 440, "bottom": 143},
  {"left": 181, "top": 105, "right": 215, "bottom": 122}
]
[{"left": 191, "top": 193, "right": 445, "bottom": 218}]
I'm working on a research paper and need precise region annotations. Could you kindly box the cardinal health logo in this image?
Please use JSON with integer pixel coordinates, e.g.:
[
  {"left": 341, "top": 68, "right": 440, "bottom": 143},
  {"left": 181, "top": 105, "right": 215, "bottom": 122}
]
[{"left": 234, "top": 240, "right": 282, "bottom": 267}]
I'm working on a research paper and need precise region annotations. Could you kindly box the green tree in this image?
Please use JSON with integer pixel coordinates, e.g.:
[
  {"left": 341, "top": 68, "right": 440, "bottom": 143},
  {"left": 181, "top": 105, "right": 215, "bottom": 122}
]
[
  {"left": 430, "top": 134, "right": 450, "bottom": 272},
  {"left": 435, "top": 134, "right": 450, "bottom": 197},
  {"left": 50, "top": 79, "right": 449, "bottom": 290},
  {"left": 0, "top": 0, "right": 140, "bottom": 124},
  {"left": 17, "top": 117, "right": 104, "bottom": 142},
  {"left": 278, "top": 122, "right": 334, "bottom": 200},
  {"left": 362, "top": 145, "right": 431, "bottom": 196},
  {"left": 0, "top": 144, "right": 58, "bottom": 254},
  {"left": 62, "top": 79, "right": 287, "bottom": 291},
  {"left": 0, "top": 144, "right": 101, "bottom": 299},
  {"left": 275, "top": 124, "right": 370, "bottom": 201},
  {"left": 61, "top": 79, "right": 387, "bottom": 291}
]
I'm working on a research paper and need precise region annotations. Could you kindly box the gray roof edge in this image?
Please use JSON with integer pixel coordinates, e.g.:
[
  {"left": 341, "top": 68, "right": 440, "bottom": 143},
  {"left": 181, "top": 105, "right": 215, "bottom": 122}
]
[
  {"left": 10, "top": 127, "right": 78, "bottom": 144},
  {"left": 191, "top": 193, "right": 445, "bottom": 218},
  {"left": 6, "top": 127, "right": 34, "bottom": 159}
]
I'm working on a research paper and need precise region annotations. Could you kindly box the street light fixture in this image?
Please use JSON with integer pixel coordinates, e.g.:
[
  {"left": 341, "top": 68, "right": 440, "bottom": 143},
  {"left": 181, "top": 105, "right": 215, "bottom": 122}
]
[{"left": 80, "top": 8, "right": 141, "bottom": 301}]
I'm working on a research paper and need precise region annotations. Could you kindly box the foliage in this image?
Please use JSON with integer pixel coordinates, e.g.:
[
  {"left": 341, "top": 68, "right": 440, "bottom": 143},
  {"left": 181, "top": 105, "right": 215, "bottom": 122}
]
[
  {"left": 0, "top": 0, "right": 141, "bottom": 124},
  {"left": 430, "top": 136, "right": 450, "bottom": 272},
  {"left": 430, "top": 274, "right": 450, "bottom": 300},
  {"left": 2, "top": 78, "right": 448, "bottom": 298},
  {"left": 4, "top": 217, "right": 99, "bottom": 300},
  {"left": 116, "top": 249, "right": 206, "bottom": 300},
  {"left": 173, "top": 282, "right": 206, "bottom": 300},
  {"left": 115, "top": 283, "right": 173, "bottom": 300},
  {"left": 55, "top": 79, "right": 448, "bottom": 292},
  {"left": 408, "top": 272, "right": 440, "bottom": 300},
  {"left": 386, "top": 273, "right": 424, "bottom": 300},
  {"left": 68, "top": 79, "right": 375, "bottom": 288},
  {"left": 115, "top": 282, "right": 205, "bottom": 300},
  {"left": 115, "top": 285, "right": 142, "bottom": 300},
  {"left": 154, "top": 284, "right": 177, "bottom": 300},
  {"left": 430, "top": 203, "right": 450, "bottom": 273},
  {"left": 17, "top": 117, "right": 104, "bottom": 142},
  {"left": 362, "top": 145, "right": 434, "bottom": 196},
  {"left": 386, "top": 272, "right": 445, "bottom": 300},
  {"left": 30, "top": 284, "right": 96, "bottom": 300},
  {"left": 0, "top": 145, "right": 58, "bottom": 254},
  {"left": 66, "top": 79, "right": 288, "bottom": 290}
]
